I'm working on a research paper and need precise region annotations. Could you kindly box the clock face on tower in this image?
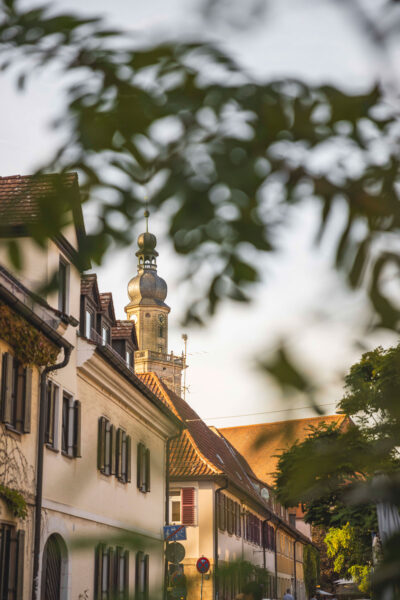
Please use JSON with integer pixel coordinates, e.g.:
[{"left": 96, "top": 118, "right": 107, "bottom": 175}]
[{"left": 158, "top": 314, "right": 165, "bottom": 325}]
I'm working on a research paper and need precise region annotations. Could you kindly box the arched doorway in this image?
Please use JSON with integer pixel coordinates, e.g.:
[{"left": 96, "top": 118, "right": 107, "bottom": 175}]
[{"left": 41, "top": 534, "right": 67, "bottom": 600}]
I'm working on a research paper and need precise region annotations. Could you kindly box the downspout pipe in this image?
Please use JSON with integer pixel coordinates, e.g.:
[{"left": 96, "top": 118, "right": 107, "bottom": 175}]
[
  {"left": 32, "top": 345, "right": 72, "bottom": 600},
  {"left": 262, "top": 512, "right": 273, "bottom": 596},
  {"left": 293, "top": 539, "right": 298, "bottom": 600},
  {"left": 214, "top": 477, "right": 228, "bottom": 600},
  {"left": 274, "top": 522, "right": 283, "bottom": 600},
  {"left": 164, "top": 431, "right": 183, "bottom": 600}
]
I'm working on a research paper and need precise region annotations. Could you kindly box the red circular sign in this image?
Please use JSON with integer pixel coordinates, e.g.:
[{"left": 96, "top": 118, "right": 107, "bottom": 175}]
[{"left": 196, "top": 557, "right": 210, "bottom": 574}]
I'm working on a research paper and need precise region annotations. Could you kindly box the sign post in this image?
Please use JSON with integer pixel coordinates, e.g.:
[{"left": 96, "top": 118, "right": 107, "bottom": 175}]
[{"left": 196, "top": 556, "right": 210, "bottom": 600}]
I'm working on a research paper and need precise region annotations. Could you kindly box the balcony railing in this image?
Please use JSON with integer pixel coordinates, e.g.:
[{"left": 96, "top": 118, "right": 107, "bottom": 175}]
[{"left": 135, "top": 349, "right": 185, "bottom": 367}]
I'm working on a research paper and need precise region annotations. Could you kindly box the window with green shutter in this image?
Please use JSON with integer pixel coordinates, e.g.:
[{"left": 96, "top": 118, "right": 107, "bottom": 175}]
[
  {"left": 137, "top": 443, "right": 150, "bottom": 493},
  {"left": 1, "top": 353, "right": 32, "bottom": 434},
  {"left": 61, "top": 393, "right": 81, "bottom": 458}
]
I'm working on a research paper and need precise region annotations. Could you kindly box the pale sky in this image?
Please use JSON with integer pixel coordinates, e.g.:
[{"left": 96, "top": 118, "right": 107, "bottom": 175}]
[{"left": 0, "top": 0, "right": 397, "bottom": 426}]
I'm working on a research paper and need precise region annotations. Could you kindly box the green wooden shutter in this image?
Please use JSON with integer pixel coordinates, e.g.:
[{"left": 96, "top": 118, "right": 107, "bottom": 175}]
[
  {"left": 2, "top": 353, "right": 13, "bottom": 423},
  {"left": 110, "top": 425, "right": 116, "bottom": 476},
  {"left": 16, "top": 529, "right": 25, "bottom": 600},
  {"left": 116, "top": 428, "right": 122, "bottom": 479},
  {"left": 124, "top": 550, "right": 130, "bottom": 600},
  {"left": 73, "top": 400, "right": 82, "bottom": 458},
  {"left": 98, "top": 417, "right": 106, "bottom": 472},
  {"left": 126, "top": 435, "right": 132, "bottom": 483},
  {"left": 145, "top": 448, "right": 150, "bottom": 492},
  {"left": 23, "top": 368, "right": 32, "bottom": 433},
  {"left": 135, "top": 551, "right": 143, "bottom": 598},
  {"left": 137, "top": 443, "right": 144, "bottom": 490},
  {"left": 109, "top": 547, "right": 115, "bottom": 595},
  {"left": 94, "top": 544, "right": 104, "bottom": 600}
]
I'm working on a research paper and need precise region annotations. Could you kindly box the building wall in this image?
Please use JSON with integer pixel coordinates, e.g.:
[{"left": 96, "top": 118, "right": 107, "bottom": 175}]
[
  {"left": 0, "top": 337, "right": 41, "bottom": 599},
  {"left": 169, "top": 482, "right": 278, "bottom": 600},
  {"left": 1, "top": 232, "right": 179, "bottom": 599}
]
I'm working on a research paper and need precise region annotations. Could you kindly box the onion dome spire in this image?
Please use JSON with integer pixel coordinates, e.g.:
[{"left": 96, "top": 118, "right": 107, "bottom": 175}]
[{"left": 126, "top": 209, "right": 168, "bottom": 307}]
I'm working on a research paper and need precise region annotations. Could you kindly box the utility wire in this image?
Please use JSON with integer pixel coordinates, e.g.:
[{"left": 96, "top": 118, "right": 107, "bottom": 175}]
[{"left": 185, "top": 401, "right": 338, "bottom": 422}]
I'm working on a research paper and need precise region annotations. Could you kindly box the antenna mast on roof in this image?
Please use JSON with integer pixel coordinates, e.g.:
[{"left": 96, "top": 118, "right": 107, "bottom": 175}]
[{"left": 182, "top": 333, "right": 188, "bottom": 401}]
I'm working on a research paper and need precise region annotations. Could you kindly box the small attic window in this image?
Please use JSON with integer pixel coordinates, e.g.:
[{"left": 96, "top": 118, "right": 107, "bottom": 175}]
[{"left": 216, "top": 453, "right": 224, "bottom": 464}]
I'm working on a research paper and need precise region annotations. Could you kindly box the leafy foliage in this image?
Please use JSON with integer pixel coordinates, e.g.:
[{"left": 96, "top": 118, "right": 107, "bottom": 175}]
[
  {"left": 274, "top": 342, "right": 400, "bottom": 595},
  {"left": 0, "top": 483, "right": 27, "bottom": 519},
  {"left": 324, "top": 523, "right": 371, "bottom": 592},
  {"left": 0, "top": 300, "right": 59, "bottom": 365},
  {"left": 0, "top": 0, "right": 400, "bottom": 329}
]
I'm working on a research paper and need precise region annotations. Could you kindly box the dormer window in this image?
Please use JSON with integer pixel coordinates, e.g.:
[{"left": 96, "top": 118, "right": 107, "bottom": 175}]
[
  {"left": 126, "top": 349, "right": 133, "bottom": 369},
  {"left": 58, "top": 257, "right": 69, "bottom": 313}
]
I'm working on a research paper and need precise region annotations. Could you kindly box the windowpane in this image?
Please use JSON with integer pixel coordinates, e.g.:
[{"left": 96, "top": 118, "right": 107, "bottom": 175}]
[
  {"left": 85, "top": 310, "right": 94, "bottom": 338},
  {"left": 126, "top": 350, "right": 133, "bottom": 369},
  {"left": 102, "top": 326, "right": 110, "bottom": 345},
  {"left": 172, "top": 501, "right": 181, "bottom": 522}
]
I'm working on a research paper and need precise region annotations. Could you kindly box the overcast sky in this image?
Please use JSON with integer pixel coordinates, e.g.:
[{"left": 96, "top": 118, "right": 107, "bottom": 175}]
[{"left": 1, "top": 0, "right": 397, "bottom": 426}]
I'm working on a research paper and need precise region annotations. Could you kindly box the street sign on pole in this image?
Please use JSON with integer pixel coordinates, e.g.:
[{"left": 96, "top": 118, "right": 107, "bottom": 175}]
[
  {"left": 166, "top": 542, "right": 186, "bottom": 564},
  {"left": 196, "top": 557, "right": 210, "bottom": 574},
  {"left": 164, "top": 525, "right": 187, "bottom": 542}
]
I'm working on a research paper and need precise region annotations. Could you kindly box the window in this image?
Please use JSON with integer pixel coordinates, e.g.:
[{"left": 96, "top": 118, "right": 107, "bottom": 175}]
[
  {"left": 158, "top": 325, "right": 164, "bottom": 337},
  {"left": 169, "top": 491, "right": 181, "bottom": 524},
  {"left": 1, "top": 353, "right": 32, "bottom": 434},
  {"left": 0, "top": 523, "right": 24, "bottom": 600},
  {"left": 98, "top": 417, "right": 114, "bottom": 476},
  {"left": 61, "top": 393, "right": 81, "bottom": 458},
  {"left": 135, "top": 552, "right": 149, "bottom": 600},
  {"left": 85, "top": 309, "right": 94, "bottom": 339},
  {"left": 58, "top": 257, "right": 69, "bottom": 313},
  {"left": 45, "top": 380, "right": 59, "bottom": 449},
  {"left": 126, "top": 349, "right": 133, "bottom": 369},
  {"left": 137, "top": 443, "right": 150, "bottom": 493},
  {"left": 168, "top": 489, "right": 196, "bottom": 526},
  {"left": 289, "top": 513, "right": 296, "bottom": 529},
  {"left": 102, "top": 325, "right": 111, "bottom": 346},
  {"left": 94, "top": 544, "right": 130, "bottom": 600},
  {"left": 218, "top": 494, "right": 241, "bottom": 536},
  {"left": 98, "top": 420, "right": 131, "bottom": 482},
  {"left": 116, "top": 428, "right": 131, "bottom": 483}
]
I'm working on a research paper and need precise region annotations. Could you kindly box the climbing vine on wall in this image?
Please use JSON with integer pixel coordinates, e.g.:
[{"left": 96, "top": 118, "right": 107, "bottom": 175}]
[
  {"left": 303, "top": 544, "right": 320, "bottom": 598},
  {"left": 0, "top": 484, "right": 27, "bottom": 519},
  {"left": 0, "top": 300, "right": 59, "bottom": 365}
]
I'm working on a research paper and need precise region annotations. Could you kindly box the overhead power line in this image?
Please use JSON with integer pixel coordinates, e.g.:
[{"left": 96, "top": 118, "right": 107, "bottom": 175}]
[{"left": 185, "top": 401, "right": 338, "bottom": 423}]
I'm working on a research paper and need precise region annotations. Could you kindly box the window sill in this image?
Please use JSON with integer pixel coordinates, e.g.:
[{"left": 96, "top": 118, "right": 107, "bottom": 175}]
[
  {"left": 61, "top": 450, "right": 75, "bottom": 460},
  {"left": 5, "top": 424, "right": 23, "bottom": 436},
  {"left": 45, "top": 444, "right": 59, "bottom": 453}
]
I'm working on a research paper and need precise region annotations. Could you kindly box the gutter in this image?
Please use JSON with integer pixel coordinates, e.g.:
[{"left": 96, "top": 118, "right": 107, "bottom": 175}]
[
  {"left": 294, "top": 539, "right": 298, "bottom": 600},
  {"left": 214, "top": 477, "right": 228, "bottom": 600},
  {"left": 32, "top": 344, "right": 72, "bottom": 600}
]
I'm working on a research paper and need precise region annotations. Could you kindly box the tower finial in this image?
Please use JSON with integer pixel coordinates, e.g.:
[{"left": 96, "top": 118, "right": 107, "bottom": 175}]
[{"left": 144, "top": 196, "right": 149, "bottom": 233}]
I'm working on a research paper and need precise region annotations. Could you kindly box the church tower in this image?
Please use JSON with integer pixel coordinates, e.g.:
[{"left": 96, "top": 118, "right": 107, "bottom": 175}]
[{"left": 125, "top": 212, "right": 186, "bottom": 395}]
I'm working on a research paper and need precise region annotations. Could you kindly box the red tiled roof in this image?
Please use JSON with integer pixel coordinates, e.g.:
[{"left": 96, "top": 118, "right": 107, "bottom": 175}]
[
  {"left": 220, "top": 414, "right": 350, "bottom": 486},
  {"left": 80, "top": 273, "right": 101, "bottom": 304},
  {"left": 137, "top": 373, "right": 271, "bottom": 508},
  {"left": 112, "top": 320, "right": 137, "bottom": 347},
  {"left": 0, "top": 173, "right": 78, "bottom": 227},
  {"left": 99, "top": 292, "right": 116, "bottom": 322}
]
